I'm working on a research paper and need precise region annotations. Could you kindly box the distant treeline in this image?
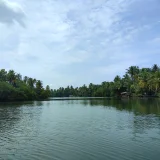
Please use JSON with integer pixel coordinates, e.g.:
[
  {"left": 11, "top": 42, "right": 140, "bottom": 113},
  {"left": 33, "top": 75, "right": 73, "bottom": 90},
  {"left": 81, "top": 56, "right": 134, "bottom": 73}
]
[
  {"left": 52, "top": 64, "right": 160, "bottom": 98},
  {"left": 0, "top": 69, "right": 52, "bottom": 101}
]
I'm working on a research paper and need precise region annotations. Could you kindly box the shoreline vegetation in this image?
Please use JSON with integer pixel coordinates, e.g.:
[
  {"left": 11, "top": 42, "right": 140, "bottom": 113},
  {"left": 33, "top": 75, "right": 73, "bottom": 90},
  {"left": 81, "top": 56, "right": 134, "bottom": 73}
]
[
  {"left": 0, "top": 64, "right": 160, "bottom": 102},
  {"left": 52, "top": 64, "right": 160, "bottom": 98},
  {"left": 0, "top": 70, "right": 52, "bottom": 102}
]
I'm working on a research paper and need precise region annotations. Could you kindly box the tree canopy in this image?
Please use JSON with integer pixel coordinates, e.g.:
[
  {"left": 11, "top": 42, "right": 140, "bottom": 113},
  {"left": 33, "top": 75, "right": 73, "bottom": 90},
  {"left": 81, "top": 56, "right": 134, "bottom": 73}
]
[
  {"left": 1, "top": 64, "right": 160, "bottom": 101},
  {"left": 0, "top": 69, "right": 51, "bottom": 101},
  {"left": 52, "top": 64, "right": 160, "bottom": 98}
]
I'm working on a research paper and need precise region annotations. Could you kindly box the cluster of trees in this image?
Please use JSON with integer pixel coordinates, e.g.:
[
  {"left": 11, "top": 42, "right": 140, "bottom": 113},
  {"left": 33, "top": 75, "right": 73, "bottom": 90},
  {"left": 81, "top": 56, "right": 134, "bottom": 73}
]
[
  {"left": 0, "top": 69, "right": 52, "bottom": 101},
  {"left": 52, "top": 64, "right": 160, "bottom": 97}
]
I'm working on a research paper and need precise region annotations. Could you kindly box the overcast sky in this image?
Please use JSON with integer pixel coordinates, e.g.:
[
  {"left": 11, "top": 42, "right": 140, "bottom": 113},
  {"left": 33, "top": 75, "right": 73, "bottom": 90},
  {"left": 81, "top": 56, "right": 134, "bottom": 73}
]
[{"left": 0, "top": 0, "right": 160, "bottom": 89}]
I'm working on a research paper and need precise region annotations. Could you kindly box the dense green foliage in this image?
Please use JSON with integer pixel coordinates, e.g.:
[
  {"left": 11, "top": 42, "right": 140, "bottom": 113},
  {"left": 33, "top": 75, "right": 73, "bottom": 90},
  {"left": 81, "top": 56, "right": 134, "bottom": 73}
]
[
  {"left": 0, "top": 69, "right": 51, "bottom": 101},
  {"left": 52, "top": 64, "right": 160, "bottom": 97}
]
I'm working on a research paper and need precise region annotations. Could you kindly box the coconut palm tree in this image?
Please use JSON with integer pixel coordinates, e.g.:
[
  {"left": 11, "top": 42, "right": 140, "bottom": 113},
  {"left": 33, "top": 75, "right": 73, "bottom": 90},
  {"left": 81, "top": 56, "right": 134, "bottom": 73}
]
[
  {"left": 27, "top": 78, "right": 34, "bottom": 88},
  {"left": 23, "top": 76, "right": 28, "bottom": 84},
  {"left": 16, "top": 73, "right": 22, "bottom": 81},
  {"left": 126, "top": 66, "right": 139, "bottom": 82},
  {"left": 36, "top": 80, "right": 43, "bottom": 89},
  {"left": 7, "top": 70, "right": 16, "bottom": 85},
  {"left": 152, "top": 64, "right": 159, "bottom": 72},
  {"left": 0, "top": 69, "right": 7, "bottom": 81},
  {"left": 153, "top": 71, "right": 160, "bottom": 94}
]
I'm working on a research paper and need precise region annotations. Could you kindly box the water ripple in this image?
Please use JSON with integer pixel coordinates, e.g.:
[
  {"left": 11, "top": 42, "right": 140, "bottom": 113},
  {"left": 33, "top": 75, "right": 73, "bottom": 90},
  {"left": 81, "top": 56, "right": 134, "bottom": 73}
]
[{"left": 0, "top": 99, "right": 160, "bottom": 160}]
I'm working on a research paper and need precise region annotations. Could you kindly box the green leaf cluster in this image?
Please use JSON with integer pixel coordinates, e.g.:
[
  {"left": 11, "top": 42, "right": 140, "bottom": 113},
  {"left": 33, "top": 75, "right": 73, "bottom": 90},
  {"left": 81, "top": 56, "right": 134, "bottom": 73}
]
[
  {"left": 0, "top": 69, "right": 51, "bottom": 101},
  {"left": 52, "top": 64, "right": 160, "bottom": 98}
]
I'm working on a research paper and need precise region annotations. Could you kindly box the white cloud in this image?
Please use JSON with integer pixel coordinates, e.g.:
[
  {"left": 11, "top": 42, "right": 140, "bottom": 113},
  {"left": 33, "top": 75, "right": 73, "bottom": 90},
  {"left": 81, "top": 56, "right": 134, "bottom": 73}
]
[
  {"left": 0, "top": 0, "right": 25, "bottom": 26},
  {"left": 0, "top": 0, "right": 160, "bottom": 88}
]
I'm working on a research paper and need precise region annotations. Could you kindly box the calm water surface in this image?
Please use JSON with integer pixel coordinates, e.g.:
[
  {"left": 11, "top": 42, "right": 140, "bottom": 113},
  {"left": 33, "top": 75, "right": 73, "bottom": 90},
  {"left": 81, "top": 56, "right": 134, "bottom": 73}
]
[{"left": 0, "top": 98, "right": 160, "bottom": 160}]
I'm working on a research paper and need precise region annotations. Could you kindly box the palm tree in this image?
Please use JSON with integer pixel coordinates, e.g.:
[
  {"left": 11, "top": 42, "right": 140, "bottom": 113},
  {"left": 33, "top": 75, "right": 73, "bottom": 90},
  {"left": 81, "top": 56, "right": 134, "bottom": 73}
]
[
  {"left": 36, "top": 80, "right": 43, "bottom": 89},
  {"left": 46, "top": 85, "right": 51, "bottom": 97},
  {"left": 27, "top": 78, "right": 34, "bottom": 88},
  {"left": 7, "top": 70, "right": 16, "bottom": 85},
  {"left": 0, "top": 69, "right": 7, "bottom": 81},
  {"left": 33, "top": 78, "right": 37, "bottom": 88},
  {"left": 138, "top": 71, "right": 149, "bottom": 89},
  {"left": 36, "top": 80, "right": 43, "bottom": 95},
  {"left": 141, "top": 68, "right": 151, "bottom": 73},
  {"left": 147, "top": 71, "right": 160, "bottom": 95},
  {"left": 16, "top": 73, "right": 22, "bottom": 81},
  {"left": 23, "top": 76, "right": 28, "bottom": 84},
  {"left": 153, "top": 71, "right": 160, "bottom": 94},
  {"left": 122, "top": 74, "right": 131, "bottom": 92},
  {"left": 126, "top": 66, "right": 139, "bottom": 82},
  {"left": 152, "top": 64, "right": 159, "bottom": 72},
  {"left": 113, "top": 75, "right": 123, "bottom": 97}
]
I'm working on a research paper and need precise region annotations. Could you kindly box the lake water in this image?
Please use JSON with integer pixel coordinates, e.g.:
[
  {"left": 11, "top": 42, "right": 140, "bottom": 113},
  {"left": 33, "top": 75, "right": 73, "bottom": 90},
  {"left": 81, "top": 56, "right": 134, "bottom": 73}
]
[{"left": 0, "top": 98, "right": 160, "bottom": 160}]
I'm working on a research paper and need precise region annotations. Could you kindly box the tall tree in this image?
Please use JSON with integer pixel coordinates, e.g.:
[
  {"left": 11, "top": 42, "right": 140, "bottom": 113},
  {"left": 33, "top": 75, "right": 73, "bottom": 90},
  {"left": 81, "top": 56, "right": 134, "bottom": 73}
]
[
  {"left": 152, "top": 64, "right": 159, "bottom": 72},
  {"left": 16, "top": 73, "right": 22, "bottom": 81},
  {"left": 0, "top": 69, "right": 7, "bottom": 81},
  {"left": 7, "top": 70, "right": 16, "bottom": 86},
  {"left": 23, "top": 76, "right": 28, "bottom": 84},
  {"left": 27, "top": 78, "right": 35, "bottom": 88},
  {"left": 127, "top": 66, "right": 139, "bottom": 82},
  {"left": 46, "top": 85, "right": 51, "bottom": 97}
]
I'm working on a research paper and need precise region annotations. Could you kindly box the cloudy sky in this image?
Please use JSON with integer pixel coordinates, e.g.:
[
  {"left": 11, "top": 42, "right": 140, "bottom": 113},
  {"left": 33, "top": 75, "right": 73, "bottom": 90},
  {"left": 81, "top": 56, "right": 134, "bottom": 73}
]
[{"left": 0, "top": 0, "right": 160, "bottom": 89}]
